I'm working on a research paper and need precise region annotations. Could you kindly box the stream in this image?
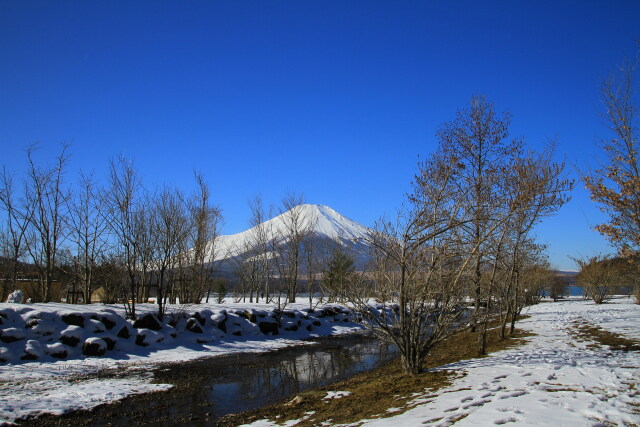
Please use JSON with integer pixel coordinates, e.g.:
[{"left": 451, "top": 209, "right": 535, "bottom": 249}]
[{"left": 28, "top": 333, "right": 398, "bottom": 426}]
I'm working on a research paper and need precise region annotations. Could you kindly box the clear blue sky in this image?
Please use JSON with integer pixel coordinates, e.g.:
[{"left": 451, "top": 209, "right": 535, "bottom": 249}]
[{"left": 1, "top": 1, "right": 638, "bottom": 270}]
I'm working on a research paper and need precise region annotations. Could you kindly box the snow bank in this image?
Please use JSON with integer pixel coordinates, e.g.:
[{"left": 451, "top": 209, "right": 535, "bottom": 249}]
[
  {"left": 0, "top": 302, "right": 360, "bottom": 365},
  {"left": 0, "top": 300, "right": 362, "bottom": 424}
]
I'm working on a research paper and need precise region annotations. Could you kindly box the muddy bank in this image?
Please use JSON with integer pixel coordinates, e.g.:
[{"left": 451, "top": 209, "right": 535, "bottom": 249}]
[{"left": 23, "top": 333, "right": 397, "bottom": 426}]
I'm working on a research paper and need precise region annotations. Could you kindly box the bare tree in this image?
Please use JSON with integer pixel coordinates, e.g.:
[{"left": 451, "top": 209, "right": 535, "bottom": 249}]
[
  {"left": 276, "top": 193, "right": 315, "bottom": 303},
  {"left": 549, "top": 273, "right": 569, "bottom": 301},
  {"left": 345, "top": 152, "right": 474, "bottom": 375},
  {"left": 136, "top": 203, "right": 155, "bottom": 303},
  {"left": 92, "top": 252, "right": 127, "bottom": 304},
  {"left": 23, "top": 143, "right": 71, "bottom": 302},
  {"left": 584, "top": 53, "right": 640, "bottom": 303},
  {"left": 499, "top": 146, "right": 573, "bottom": 336},
  {"left": 437, "top": 95, "right": 523, "bottom": 332},
  {"left": 0, "top": 167, "right": 33, "bottom": 300},
  {"left": 232, "top": 196, "right": 276, "bottom": 303},
  {"left": 574, "top": 255, "right": 618, "bottom": 304},
  {"left": 181, "top": 172, "right": 223, "bottom": 304},
  {"left": 66, "top": 171, "right": 110, "bottom": 304},
  {"left": 107, "top": 155, "right": 143, "bottom": 318},
  {"left": 248, "top": 195, "right": 276, "bottom": 302},
  {"left": 151, "top": 187, "right": 189, "bottom": 319},
  {"left": 233, "top": 246, "right": 262, "bottom": 303},
  {"left": 519, "top": 258, "right": 554, "bottom": 305}
]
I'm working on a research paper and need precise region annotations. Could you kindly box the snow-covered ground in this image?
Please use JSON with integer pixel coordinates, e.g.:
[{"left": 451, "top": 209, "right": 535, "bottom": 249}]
[
  {"left": 245, "top": 297, "right": 640, "bottom": 427},
  {"left": 2, "top": 298, "right": 639, "bottom": 425},
  {"left": 0, "top": 299, "right": 362, "bottom": 424},
  {"left": 360, "top": 297, "right": 640, "bottom": 426}
]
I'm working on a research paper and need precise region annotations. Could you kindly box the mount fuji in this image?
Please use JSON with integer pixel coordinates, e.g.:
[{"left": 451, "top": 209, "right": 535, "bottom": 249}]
[{"left": 210, "top": 204, "right": 372, "bottom": 270}]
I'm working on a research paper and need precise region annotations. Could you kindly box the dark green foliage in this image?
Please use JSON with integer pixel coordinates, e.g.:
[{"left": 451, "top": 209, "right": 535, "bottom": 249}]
[
  {"left": 215, "top": 278, "right": 227, "bottom": 304},
  {"left": 322, "top": 248, "right": 355, "bottom": 301}
]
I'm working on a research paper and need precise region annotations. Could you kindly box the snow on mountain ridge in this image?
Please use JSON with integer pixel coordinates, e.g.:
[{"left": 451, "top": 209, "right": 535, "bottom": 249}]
[{"left": 210, "top": 204, "right": 371, "bottom": 261}]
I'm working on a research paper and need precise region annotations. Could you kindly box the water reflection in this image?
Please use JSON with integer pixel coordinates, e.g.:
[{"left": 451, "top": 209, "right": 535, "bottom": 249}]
[
  {"left": 35, "top": 336, "right": 397, "bottom": 426},
  {"left": 204, "top": 337, "right": 397, "bottom": 419}
]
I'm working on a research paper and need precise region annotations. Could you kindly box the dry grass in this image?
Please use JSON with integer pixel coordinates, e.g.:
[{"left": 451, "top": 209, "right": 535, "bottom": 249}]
[
  {"left": 571, "top": 319, "right": 640, "bottom": 423},
  {"left": 572, "top": 320, "right": 640, "bottom": 352},
  {"left": 219, "top": 326, "right": 533, "bottom": 426}
]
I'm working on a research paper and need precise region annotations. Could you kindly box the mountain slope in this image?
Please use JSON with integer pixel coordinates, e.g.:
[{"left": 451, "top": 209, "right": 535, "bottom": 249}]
[{"left": 210, "top": 204, "right": 371, "bottom": 264}]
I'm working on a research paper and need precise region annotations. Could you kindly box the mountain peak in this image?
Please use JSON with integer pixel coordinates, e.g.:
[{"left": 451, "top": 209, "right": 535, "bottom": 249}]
[
  {"left": 211, "top": 204, "right": 370, "bottom": 261},
  {"left": 289, "top": 203, "right": 369, "bottom": 241}
]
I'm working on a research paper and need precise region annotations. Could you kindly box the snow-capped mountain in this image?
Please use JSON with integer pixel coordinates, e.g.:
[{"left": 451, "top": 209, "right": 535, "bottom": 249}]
[{"left": 210, "top": 204, "right": 371, "bottom": 266}]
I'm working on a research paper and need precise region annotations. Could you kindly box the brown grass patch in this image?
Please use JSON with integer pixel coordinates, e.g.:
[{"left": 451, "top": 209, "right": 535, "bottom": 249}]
[
  {"left": 219, "top": 327, "right": 533, "bottom": 426},
  {"left": 572, "top": 320, "right": 640, "bottom": 352}
]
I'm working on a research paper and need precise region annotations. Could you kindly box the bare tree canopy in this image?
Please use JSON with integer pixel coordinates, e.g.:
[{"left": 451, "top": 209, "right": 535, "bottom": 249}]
[{"left": 584, "top": 52, "right": 640, "bottom": 303}]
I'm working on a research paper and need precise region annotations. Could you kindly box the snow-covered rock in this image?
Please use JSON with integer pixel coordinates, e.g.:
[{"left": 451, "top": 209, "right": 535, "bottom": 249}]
[
  {"left": 0, "top": 327, "right": 25, "bottom": 343},
  {"left": 83, "top": 338, "right": 107, "bottom": 357},
  {"left": 5, "top": 290, "right": 23, "bottom": 304},
  {"left": 0, "top": 302, "right": 361, "bottom": 366}
]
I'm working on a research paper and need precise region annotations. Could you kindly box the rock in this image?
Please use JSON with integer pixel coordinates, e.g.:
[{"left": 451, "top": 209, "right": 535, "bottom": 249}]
[
  {"left": 238, "top": 310, "right": 257, "bottom": 323},
  {"left": 88, "top": 318, "right": 106, "bottom": 333},
  {"left": 132, "top": 313, "right": 162, "bottom": 331},
  {"left": 46, "top": 342, "right": 68, "bottom": 359},
  {"left": 60, "top": 335, "right": 80, "bottom": 347},
  {"left": 102, "top": 336, "right": 116, "bottom": 350},
  {"left": 83, "top": 338, "right": 107, "bottom": 356},
  {"left": 135, "top": 334, "right": 148, "bottom": 347},
  {"left": 117, "top": 325, "right": 131, "bottom": 339},
  {"left": 218, "top": 320, "right": 228, "bottom": 333},
  {"left": 61, "top": 313, "right": 85, "bottom": 328},
  {"left": 100, "top": 315, "right": 117, "bottom": 330},
  {"left": 21, "top": 340, "right": 44, "bottom": 360},
  {"left": 21, "top": 352, "right": 39, "bottom": 361},
  {"left": 50, "top": 348, "right": 68, "bottom": 359},
  {"left": 284, "top": 324, "right": 298, "bottom": 332},
  {"left": 167, "top": 312, "right": 188, "bottom": 328},
  {"left": 321, "top": 307, "right": 340, "bottom": 317},
  {"left": 32, "top": 321, "right": 55, "bottom": 336},
  {"left": 285, "top": 395, "right": 305, "bottom": 406},
  {"left": 93, "top": 314, "right": 117, "bottom": 330},
  {"left": 186, "top": 318, "right": 204, "bottom": 333},
  {"left": 211, "top": 312, "right": 227, "bottom": 333},
  {"left": 312, "top": 320, "right": 321, "bottom": 327},
  {"left": 0, "top": 327, "right": 25, "bottom": 343},
  {"left": 194, "top": 312, "right": 207, "bottom": 326},
  {"left": 6, "top": 290, "right": 23, "bottom": 303},
  {"left": 25, "top": 318, "right": 40, "bottom": 328},
  {"left": 136, "top": 329, "right": 163, "bottom": 346},
  {"left": 232, "top": 331, "right": 242, "bottom": 336},
  {"left": 258, "top": 321, "right": 279, "bottom": 335}
]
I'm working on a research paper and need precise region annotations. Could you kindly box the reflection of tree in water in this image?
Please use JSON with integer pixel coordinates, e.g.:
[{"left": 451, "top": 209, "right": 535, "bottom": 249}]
[
  {"left": 204, "top": 338, "right": 398, "bottom": 419},
  {"left": 229, "top": 340, "right": 397, "bottom": 402}
]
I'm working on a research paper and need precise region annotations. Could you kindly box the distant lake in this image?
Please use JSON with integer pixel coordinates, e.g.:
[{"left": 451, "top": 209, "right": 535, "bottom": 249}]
[{"left": 568, "top": 286, "right": 584, "bottom": 297}]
